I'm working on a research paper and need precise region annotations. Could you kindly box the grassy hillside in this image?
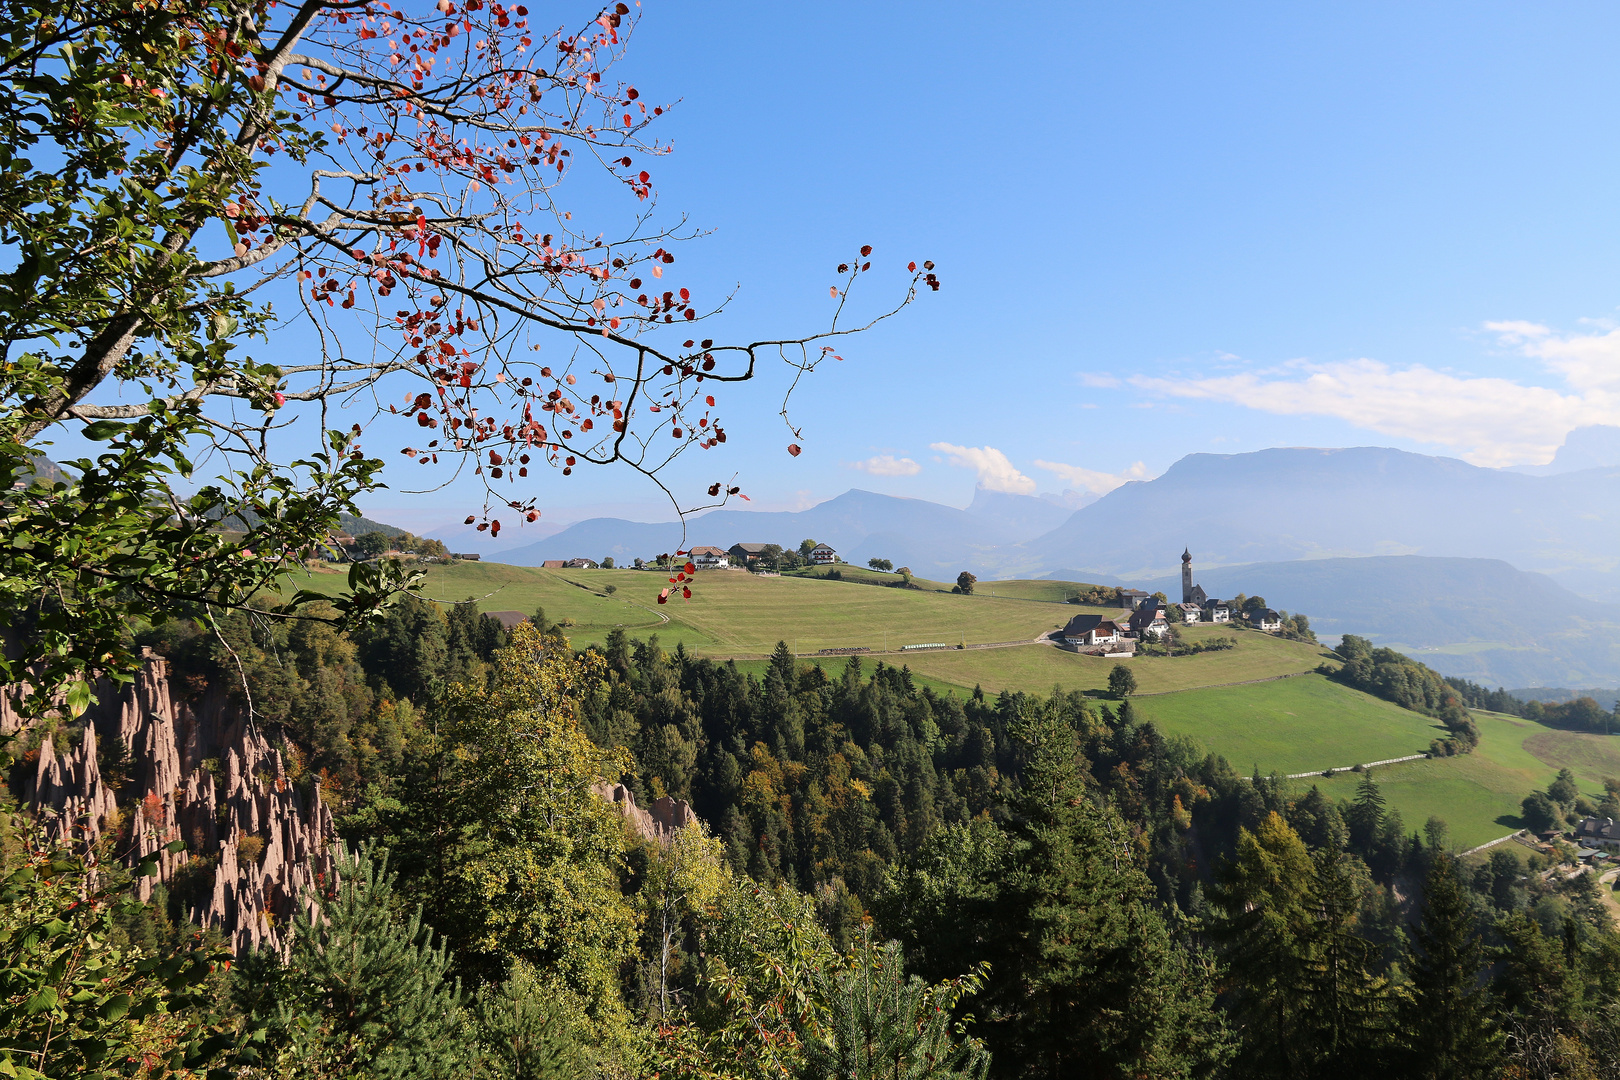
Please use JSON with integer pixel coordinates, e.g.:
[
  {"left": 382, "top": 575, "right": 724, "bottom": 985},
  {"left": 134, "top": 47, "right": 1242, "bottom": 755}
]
[
  {"left": 897, "top": 623, "right": 1334, "bottom": 697},
  {"left": 1303, "top": 711, "right": 1620, "bottom": 849},
  {"left": 282, "top": 560, "right": 1620, "bottom": 851},
  {"left": 1131, "top": 674, "right": 1446, "bottom": 776}
]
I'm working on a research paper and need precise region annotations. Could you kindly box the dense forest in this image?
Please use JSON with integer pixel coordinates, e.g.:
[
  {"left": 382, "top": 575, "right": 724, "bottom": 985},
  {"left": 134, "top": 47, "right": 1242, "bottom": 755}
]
[{"left": 8, "top": 599, "right": 1620, "bottom": 1078}]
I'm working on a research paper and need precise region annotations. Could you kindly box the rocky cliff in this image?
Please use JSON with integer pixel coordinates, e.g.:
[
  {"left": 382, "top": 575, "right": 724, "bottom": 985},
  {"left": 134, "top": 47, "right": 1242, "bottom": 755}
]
[{"left": 13, "top": 649, "right": 334, "bottom": 955}]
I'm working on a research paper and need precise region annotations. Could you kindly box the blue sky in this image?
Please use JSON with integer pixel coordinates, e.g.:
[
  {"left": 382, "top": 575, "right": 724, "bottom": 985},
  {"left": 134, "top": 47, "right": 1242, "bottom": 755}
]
[{"left": 73, "top": 2, "right": 1620, "bottom": 540}]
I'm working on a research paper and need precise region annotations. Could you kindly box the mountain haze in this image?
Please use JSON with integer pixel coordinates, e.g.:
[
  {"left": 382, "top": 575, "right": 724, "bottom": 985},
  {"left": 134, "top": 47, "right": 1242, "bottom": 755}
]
[{"left": 1022, "top": 447, "right": 1620, "bottom": 599}]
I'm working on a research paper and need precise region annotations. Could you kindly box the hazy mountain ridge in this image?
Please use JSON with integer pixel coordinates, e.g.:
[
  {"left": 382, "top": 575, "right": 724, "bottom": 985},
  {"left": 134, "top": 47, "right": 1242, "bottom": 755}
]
[{"left": 1021, "top": 446, "right": 1620, "bottom": 599}]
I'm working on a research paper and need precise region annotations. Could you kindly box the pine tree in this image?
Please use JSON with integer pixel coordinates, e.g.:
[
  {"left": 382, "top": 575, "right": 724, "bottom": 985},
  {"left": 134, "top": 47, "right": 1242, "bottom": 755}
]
[
  {"left": 1401, "top": 855, "right": 1502, "bottom": 1079},
  {"left": 800, "top": 931, "right": 991, "bottom": 1080},
  {"left": 237, "top": 844, "right": 466, "bottom": 1079},
  {"left": 989, "top": 700, "right": 1230, "bottom": 1078},
  {"left": 1347, "top": 772, "right": 1386, "bottom": 854}
]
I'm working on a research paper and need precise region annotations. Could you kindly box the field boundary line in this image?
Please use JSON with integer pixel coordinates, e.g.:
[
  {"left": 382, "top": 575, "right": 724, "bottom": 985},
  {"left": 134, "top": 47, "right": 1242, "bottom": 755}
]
[
  {"left": 1460, "top": 830, "right": 1526, "bottom": 857},
  {"left": 1283, "top": 753, "right": 1427, "bottom": 780},
  {"left": 1132, "top": 671, "right": 1312, "bottom": 697}
]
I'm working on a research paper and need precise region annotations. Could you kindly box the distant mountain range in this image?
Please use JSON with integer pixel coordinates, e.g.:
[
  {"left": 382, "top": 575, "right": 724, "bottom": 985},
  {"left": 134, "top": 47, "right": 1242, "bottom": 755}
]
[
  {"left": 1130, "top": 555, "right": 1620, "bottom": 690},
  {"left": 1016, "top": 446, "right": 1620, "bottom": 600},
  {"left": 487, "top": 444, "right": 1620, "bottom": 687}
]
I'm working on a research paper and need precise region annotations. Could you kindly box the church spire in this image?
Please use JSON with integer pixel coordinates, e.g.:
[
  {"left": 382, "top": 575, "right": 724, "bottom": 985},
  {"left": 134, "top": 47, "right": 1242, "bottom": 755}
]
[{"left": 1182, "top": 547, "right": 1191, "bottom": 562}]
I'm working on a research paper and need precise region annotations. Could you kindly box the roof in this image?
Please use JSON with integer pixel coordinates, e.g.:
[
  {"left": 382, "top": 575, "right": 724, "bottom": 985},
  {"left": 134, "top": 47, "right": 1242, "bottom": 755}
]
[
  {"left": 1063, "top": 614, "right": 1103, "bottom": 636},
  {"left": 564, "top": 558, "right": 597, "bottom": 567},
  {"left": 485, "top": 610, "right": 527, "bottom": 630},
  {"left": 731, "top": 543, "right": 771, "bottom": 553},
  {"left": 811, "top": 543, "right": 836, "bottom": 553},
  {"left": 1182, "top": 548, "right": 1191, "bottom": 562},
  {"left": 1120, "top": 589, "right": 1150, "bottom": 597},
  {"left": 541, "top": 560, "right": 566, "bottom": 568},
  {"left": 1576, "top": 817, "right": 1620, "bottom": 842},
  {"left": 1248, "top": 608, "right": 1281, "bottom": 622},
  {"left": 689, "top": 545, "right": 727, "bottom": 556}
]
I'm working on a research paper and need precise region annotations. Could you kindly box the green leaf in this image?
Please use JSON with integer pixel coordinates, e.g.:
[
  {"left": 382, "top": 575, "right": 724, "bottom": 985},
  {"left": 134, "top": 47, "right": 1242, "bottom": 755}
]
[{"left": 80, "top": 420, "right": 125, "bottom": 441}]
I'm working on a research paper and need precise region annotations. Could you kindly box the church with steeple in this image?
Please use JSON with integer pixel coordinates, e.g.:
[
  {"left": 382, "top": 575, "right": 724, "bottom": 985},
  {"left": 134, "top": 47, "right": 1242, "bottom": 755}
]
[{"left": 1179, "top": 549, "right": 1230, "bottom": 623}]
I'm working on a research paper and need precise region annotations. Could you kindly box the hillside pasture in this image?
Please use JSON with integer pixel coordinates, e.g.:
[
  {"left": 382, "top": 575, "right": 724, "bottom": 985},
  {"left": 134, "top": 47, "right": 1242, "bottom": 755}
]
[
  {"left": 1130, "top": 673, "right": 1446, "bottom": 776},
  {"left": 895, "top": 624, "right": 1334, "bottom": 697}
]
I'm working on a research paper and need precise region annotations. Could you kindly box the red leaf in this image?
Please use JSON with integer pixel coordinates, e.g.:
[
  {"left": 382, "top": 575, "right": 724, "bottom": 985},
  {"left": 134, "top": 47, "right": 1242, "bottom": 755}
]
[
  {"left": 787, "top": 444, "right": 801, "bottom": 457},
  {"left": 705, "top": 395, "right": 715, "bottom": 406},
  {"left": 682, "top": 586, "right": 691, "bottom": 599},
  {"left": 860, "top": 244, "right": 873, "bottom": 256},
  {"left": 657, "top": 589, "right": 669, "bottom": 604},
  {"left": 684, "top": 562, "right": 696, "bottom": 574}
]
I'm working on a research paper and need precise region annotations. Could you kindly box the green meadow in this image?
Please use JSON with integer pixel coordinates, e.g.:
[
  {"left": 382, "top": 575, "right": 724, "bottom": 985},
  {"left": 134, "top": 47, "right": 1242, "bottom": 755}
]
[{"left": 283, "top": 560, "right": 1620, "bottom": 849}]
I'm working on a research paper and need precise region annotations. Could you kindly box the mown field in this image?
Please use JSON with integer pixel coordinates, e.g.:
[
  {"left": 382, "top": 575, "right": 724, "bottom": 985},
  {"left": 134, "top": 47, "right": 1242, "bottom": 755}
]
[
  {"left": 283, "top": 560, "right": 1620, "bottom": 851},
  {"left": 1307, "top": 711, "right": 1620, "bottom": 849},
  {"left": 1131, "top": 674, "right": 1446, "bottom": 777}
]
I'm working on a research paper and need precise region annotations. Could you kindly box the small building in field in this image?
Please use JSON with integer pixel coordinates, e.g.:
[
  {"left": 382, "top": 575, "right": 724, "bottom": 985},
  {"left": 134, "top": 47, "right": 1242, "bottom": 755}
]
[
  {"left": 1248, "top": 608, "right": 1282, "bottom": 632},
  {"left": 1574, "top": 816, "right": 1620, "bottom": 851},
  {"left": 729, "top": 543, "right": 771, "bottom": 567},
  {"left": 564, "top": 557, "right": 598, "bottom": 569},
  {"left": 453, "top": 552, "right": 481, "bottom": 561},
  {"left": 1119, "top": 589, "right": 1151, "bottom": 609},
  {"left": 1176, "top": 603, "right": 1202, "bottom": 624},
  {"left": 541, "top": 560, "right": 566, "bottom": 569},
  {"left": 1129, "top": 601, "right": 1170, "bottom": 640},
  {"left": 689, "top": 545, "right": 730, "bottom": 568},
  {"left": 810, "top": 543, "right": 837, "bottom": 565},
  {"left": 1206, "top": 600, "right": 1231, "bottom": 623},
  {"left": 1062, "top": 614, "right": 1125, "bottom": 648}
]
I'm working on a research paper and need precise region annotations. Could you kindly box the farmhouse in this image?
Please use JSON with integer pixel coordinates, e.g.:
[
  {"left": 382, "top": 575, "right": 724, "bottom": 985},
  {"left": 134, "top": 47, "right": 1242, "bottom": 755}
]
[
  {"left": 1119, "top": 589, "right": 1151, "bottom": 609},
  {"left": 689, "top": 545, "right": 730, "bottom": 568},
  {"left": 1207, "top": 600, "right": 1231, "bottom": 623},
  {"left": 1175, "top": 602, "right": 1202, "bottom": 624},
  {"left": 1129, "top": 600, "right": 1170, "bottom": 640},
  {"left": 1248, "top": 608, "right": 1282, "bottom": 631},
  {"left": 1062, "top": 614, "right": 1124, "bottom": 647},
  {"left": 564, "top": 557, "right": 599, "bottom": 569},
  {"left": 541, "top": 560, "right": 566, "bottom": 569},
  {"left": 810, "top": 543, "right": 837, "bottom": 565},
  {"left": 1574, "top": 816, "right": 1620, "bottom": 851},
  {"left": 729, "top": 543, "right": 771, "bottom": 566}
]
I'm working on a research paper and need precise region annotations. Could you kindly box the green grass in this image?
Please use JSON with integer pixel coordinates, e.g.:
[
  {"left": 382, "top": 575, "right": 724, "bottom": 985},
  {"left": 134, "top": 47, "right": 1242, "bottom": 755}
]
[
  {"left": 975, "top": 579, "right": 1112, "bottom": 603},
  {"left": 1298, "top": 711, "right": 1620, "bottom": 850},
  {"left": 896, "top": 624, "right": 1334, "bottom": 697},
  {"left": 1129, "top": 674, "right": 1446, "bottom": 776}
]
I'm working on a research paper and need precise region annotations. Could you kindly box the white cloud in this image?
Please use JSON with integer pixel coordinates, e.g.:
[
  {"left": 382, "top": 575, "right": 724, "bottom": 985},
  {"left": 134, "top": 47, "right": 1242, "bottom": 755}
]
[
  {"left": 848, "top": 454, "right": 921, "bottom": 477},
  {"left": 1491, "top": 321, "right": 1620, "bottom": 393},
  {"left": 1130, "top": 326, "right": 1620, "bottom": 467},
  {"left": 1078, "top": 372, "right": 1121, "bottom": 388},
  {"left": 1033, "top": 459, "right": 1153, "bottom": 495},
  {"left": 929, "top": 442, "right": 1036, "bottom": 494}
]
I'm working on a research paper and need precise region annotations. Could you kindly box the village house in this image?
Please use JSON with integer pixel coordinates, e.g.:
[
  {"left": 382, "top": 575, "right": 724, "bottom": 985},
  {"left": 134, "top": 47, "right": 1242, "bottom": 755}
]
[
  {"left": 1574, "top": 816, "right": 1620, "bottom": 852},
  {"left": 1248, "top": 607, "right": 1282, "bottom": 631},
  {"left": 810, "top": 543, "right": 837, "bottom": 565},
  {"left": 564, "top": 557, "right": 599, "bottom": 570},
  {"left": 1118, "top": 589, "right": 1151, "bottom": 609},
  {"left": 1175, "top": 602, "right": 1202, "bottom": 624},
  {"left": 1129, "top": 600, "right": 1170, "bottom": 640},
  {"left": 541, "top": 560, "right": 566, "bottom": 569},
  {"left": 689, "top": 545, "right": 730, "bottom": 568},
  {"left": 1062, "top": 614, "right": 1124, "bottom": 648},
  {"left": 1206, "top": 600, "right": 1231, "bottom": 623},
  {"left": 728, "top": 542, "right": 771, "bottom": 567}
]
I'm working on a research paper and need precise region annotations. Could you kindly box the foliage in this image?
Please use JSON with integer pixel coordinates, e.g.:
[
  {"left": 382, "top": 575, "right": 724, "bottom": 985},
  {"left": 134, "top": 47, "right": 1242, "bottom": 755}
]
[
  {"left": 409, "top": 622, "right": 642, "bottom": 1051},
  {"left": 798, "top": 930, "right": 990, "bottom": 1080},
  {"left": 642, "top": 821, "right": 727, "bottom": 1017},
  {"left": 1108, "top": 663, "right": 1137, "bottom": 698},
  {"left": 1400, "top": 855, "right": 1503, "bottom": 1078},
  {"left": 868, "top": 558, "right": 893, "bottom": 573},
  {"left": 1330, "top": 636, "right": 1478, "bottom": 753},
  {"left": 471, "top": 961, "right": 589, "bottom": 1080},
  {"left": 0, "top": 828, "right": 244, "bottom": 1080},
  {"left": 234, "top": 844, "right": 465, "bottom": 1079},
  {"left": 955, "top": 572, "right": 976, "bottom": 596}
]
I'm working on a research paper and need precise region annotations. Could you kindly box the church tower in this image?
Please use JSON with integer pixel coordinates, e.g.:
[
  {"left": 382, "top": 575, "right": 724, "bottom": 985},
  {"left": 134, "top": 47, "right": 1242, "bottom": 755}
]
[{"left": 1181, "top": 548, "right": 1193, "bottom": 604}]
